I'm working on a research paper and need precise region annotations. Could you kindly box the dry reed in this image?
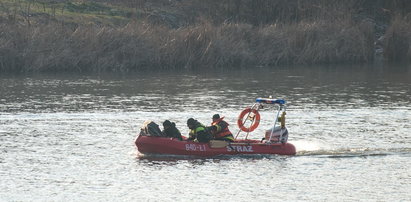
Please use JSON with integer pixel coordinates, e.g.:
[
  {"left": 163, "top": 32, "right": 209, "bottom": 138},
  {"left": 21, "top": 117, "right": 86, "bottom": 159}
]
[
  {"left": 0, "top": 19, "right": 375, "bottom": 72},
  {"left": 1, "top": 0, "right": 410, "bottom": 72}
]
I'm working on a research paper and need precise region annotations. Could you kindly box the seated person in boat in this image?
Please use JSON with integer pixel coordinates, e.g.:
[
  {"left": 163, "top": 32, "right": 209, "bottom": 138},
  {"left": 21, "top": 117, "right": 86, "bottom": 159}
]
[
  {"left": 162, "top": 120, "right": 183, "bottom": 140},
  {"left": 186, "top": 118, "right": 212, "bottom": 143},
  {"left": 209, "top": 114, "right": 235, "bottom": 142}
]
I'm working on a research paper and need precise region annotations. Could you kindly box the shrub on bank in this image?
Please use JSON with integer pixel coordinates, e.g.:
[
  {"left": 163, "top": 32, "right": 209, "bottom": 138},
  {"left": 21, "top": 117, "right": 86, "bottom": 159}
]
[{"left": 384, "top": 16, "right": 411, "bottom": 63}]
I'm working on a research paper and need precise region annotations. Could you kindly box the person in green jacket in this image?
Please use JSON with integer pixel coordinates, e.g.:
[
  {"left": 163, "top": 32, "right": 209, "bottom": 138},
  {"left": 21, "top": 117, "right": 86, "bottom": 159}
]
[
  {"left": 186, "top": 118, "right": 212, "bottom": 143},
  {"left": 162, "top": 120, "right": 183, "bottom": 140}
]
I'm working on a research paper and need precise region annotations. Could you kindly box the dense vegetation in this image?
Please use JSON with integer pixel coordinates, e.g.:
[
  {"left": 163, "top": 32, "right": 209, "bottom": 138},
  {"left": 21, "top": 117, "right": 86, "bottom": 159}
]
[{"left": 1, "top": 0, "right": 410, "bottom": 72}]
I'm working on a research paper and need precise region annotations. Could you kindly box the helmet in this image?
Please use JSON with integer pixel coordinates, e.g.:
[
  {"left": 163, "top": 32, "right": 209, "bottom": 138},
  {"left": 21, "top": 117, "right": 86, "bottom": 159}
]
[
  {"left": 187, "top": 118, "right": 196, "bottom": 126},
  {"left": 163, "top": 120, "right": 172, "bottom": 128}
]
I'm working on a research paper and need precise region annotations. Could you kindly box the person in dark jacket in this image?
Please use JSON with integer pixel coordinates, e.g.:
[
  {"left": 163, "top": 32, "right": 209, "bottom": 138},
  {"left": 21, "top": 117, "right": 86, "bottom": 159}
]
[
  {"left": 186, "top": 118, "right": 212, "bottom": 143},
  {"left": 210, "top": 114, "right": 234, "bottom": 142},
  {"left": 162, "top": 120, "right": 183, "bottom": 140}
]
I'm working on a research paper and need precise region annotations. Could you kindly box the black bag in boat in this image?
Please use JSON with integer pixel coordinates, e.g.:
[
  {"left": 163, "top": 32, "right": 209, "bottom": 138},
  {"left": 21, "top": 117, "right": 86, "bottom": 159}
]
[{"left": 140, "top": 121, "right": 164, "bottom": 137}]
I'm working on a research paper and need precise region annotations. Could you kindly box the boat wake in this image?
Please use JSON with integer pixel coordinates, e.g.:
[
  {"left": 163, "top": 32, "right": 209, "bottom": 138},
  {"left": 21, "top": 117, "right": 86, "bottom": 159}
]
[
  {"left": 291, "top": 140, "right": 329, "bottom": 152},
  {"left": 292, "top": 140, "right": 411, "bottom": 157}
]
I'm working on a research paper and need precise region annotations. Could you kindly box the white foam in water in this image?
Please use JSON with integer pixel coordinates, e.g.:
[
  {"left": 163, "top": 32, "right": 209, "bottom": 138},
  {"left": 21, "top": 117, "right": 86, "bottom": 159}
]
[{"left": 290, "top": 140, "right": 331, "bottom": 152}]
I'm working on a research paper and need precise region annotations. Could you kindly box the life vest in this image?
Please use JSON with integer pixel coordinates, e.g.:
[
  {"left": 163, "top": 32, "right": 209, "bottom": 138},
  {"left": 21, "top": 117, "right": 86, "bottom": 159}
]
[
  {"left": 189, "top": 125, "right": 207, "bottom": 138},
  {"left": 211, "top": 117, "right": 232, "bottom": 139},
  {"left": 189, "top": 125, "right": 211, "bottom": 143},
  {"left": 190, "top": 126, "right": 202, "bottom": 135}
]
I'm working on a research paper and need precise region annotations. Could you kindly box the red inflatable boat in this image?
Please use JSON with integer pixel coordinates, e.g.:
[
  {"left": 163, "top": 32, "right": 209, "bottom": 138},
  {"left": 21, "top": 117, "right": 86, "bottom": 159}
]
[
  {"left": 135, "top": 98, "right": 296, "bottom": 157},
  {"left": 135, "top": 136, "right": 296, "bottom": 157}
]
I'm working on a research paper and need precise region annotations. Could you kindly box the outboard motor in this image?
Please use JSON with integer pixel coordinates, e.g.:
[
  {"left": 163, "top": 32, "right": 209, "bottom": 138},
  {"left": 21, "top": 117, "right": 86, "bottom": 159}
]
[{"left": 265, "top": 126, "right": 288, "bottom": 143}]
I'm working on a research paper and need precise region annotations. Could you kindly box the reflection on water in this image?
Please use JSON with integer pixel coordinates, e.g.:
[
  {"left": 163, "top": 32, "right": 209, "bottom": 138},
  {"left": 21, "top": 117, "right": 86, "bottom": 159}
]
[
  {"left": 0, "top": 65, "right": 410, "bottom": 201},
  {"left": 1, "top": 65, "right": 410, "bottom": 114}
]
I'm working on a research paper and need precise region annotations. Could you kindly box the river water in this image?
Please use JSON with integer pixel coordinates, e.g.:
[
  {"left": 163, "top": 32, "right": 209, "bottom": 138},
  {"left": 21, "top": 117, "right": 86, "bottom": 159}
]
[{"left": 1, "top": 65, "right": 410, "bottom": 201}]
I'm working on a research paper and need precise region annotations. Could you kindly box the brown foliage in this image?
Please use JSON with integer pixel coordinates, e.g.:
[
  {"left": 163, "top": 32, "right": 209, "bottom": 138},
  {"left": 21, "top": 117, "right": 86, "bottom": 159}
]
[
  {"left": 1, "top": 0, "right": 410, "bottom": 72},
  {"left": 0, "top": 18, "right": 375, "bottom": 72},
  {"left": 384, "top": 16, "right": 411, "bottom": 63}
]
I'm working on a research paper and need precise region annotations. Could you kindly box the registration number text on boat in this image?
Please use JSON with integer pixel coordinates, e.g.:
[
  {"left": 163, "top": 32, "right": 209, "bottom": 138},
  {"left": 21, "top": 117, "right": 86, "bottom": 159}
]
[{"left": 185, "top": 144, "right": 206, "bottom": 151}]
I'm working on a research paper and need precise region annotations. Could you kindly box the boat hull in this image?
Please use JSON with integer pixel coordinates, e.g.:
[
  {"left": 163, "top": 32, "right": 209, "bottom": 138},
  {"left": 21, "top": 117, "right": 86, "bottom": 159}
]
[{"left": 135, "top": 135, "right": 296, "bottom": 157}]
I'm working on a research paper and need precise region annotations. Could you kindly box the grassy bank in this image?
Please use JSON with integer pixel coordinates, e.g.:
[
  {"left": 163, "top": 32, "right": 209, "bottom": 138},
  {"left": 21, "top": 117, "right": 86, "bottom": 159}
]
[{"left": 1, "top": 0, "right": 410, "bottom": 73}]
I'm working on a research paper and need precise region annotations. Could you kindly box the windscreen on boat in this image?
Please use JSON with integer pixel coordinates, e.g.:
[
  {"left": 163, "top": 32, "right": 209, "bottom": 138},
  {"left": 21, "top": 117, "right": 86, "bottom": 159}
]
[{"left": 255, "top": 98, "right": 285, "bottom": 105}]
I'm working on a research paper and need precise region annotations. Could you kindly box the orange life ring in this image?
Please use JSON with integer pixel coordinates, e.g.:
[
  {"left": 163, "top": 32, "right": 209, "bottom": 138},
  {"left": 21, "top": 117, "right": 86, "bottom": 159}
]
[{"left": 237, "top": 107, "right": 260, "bottom": 132}]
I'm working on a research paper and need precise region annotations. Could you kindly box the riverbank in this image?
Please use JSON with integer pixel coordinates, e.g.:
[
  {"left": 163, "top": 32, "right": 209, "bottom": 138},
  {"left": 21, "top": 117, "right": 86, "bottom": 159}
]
[{"left": 1, "top": 0, "right": 410, "bottom": 73}]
